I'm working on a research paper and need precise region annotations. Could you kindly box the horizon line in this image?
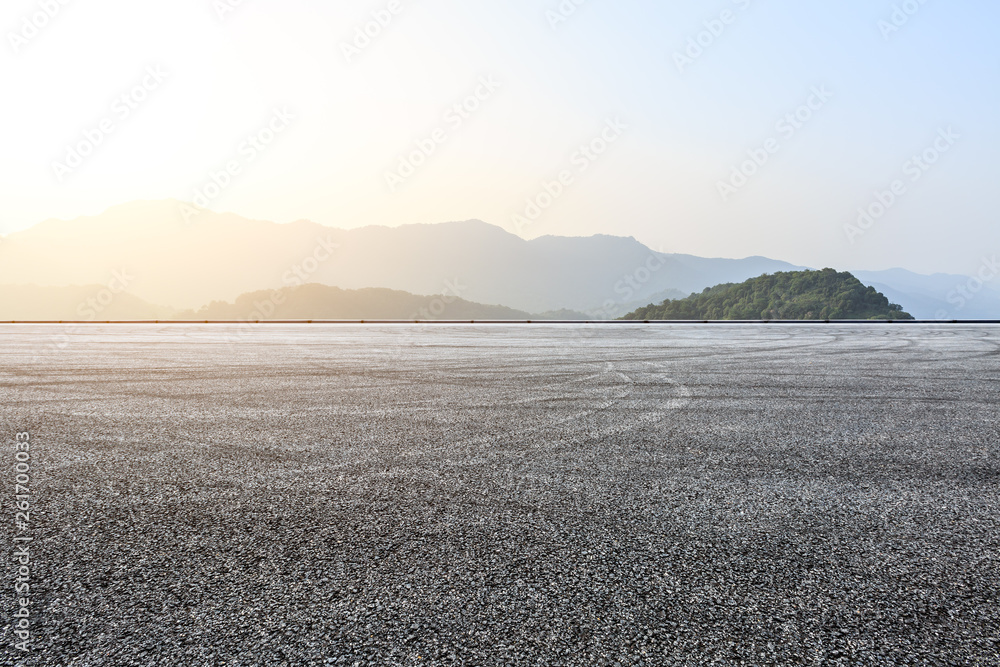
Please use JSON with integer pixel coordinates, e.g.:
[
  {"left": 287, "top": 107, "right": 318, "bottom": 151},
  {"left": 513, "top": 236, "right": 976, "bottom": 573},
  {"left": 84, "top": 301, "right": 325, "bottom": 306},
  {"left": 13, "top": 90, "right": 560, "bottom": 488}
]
[{"left": 2, "top": 319, "right": 997, "bottom": 326}]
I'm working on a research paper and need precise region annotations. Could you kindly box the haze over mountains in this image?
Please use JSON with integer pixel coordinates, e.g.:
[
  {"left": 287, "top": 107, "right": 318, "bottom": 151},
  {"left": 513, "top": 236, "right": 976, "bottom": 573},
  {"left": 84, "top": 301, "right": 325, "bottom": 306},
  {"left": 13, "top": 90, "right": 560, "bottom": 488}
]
[
  {"left": 1, "top": 200, "right": 997, "bottom": 320},
  {"left": 174, "top": 285, "right": 558, "bottom": 322}
]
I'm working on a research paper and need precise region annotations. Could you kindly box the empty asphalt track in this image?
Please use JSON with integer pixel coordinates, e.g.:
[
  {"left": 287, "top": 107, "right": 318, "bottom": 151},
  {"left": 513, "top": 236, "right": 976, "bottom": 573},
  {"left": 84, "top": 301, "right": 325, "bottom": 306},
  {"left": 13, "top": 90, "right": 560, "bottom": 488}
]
[{"left": 1, "top": 324, "right": 998, "bottom": 665}]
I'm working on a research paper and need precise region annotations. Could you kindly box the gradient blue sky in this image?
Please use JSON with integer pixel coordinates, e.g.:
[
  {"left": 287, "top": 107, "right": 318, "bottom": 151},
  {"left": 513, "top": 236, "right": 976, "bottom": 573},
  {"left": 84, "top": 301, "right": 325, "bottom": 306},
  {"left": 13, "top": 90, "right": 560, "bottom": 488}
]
[{"left": 2, "top": 0, "right": 998, "bottom": 274}]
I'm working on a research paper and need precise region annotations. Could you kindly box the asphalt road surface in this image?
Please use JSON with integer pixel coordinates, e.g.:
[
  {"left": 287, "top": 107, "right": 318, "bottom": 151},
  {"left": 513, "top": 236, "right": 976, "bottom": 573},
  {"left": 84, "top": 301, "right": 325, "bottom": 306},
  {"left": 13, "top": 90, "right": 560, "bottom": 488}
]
[{"left": 1, "top": 324, "right": 998, "bottom": 666}]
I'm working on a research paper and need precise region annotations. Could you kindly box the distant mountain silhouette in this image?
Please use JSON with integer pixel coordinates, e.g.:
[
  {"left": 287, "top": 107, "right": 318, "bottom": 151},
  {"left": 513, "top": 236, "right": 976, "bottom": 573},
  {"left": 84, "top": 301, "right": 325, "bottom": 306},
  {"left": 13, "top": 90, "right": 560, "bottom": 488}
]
[
  {"left": 0, "top": 200, "right": 804, "bottom": 317},
  {"left": 0, "top": 284, "right": 169, "bottom": 321},
  {"left": 852, "top": 268, "right": 1000, "bottom": 320},
  {"left": 622, "top": 269, "right": 914, "bottom": 321},
  {"left": 173, "top": 284, "right": 591, "bottom": 321}
]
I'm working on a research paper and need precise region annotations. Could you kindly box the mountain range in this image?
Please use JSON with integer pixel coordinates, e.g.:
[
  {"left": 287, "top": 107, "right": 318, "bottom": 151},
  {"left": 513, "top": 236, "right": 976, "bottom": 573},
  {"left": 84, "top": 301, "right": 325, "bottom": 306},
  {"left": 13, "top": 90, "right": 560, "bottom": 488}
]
[{"left": 1, "top": 200, "right": 997, "bottom": 320}]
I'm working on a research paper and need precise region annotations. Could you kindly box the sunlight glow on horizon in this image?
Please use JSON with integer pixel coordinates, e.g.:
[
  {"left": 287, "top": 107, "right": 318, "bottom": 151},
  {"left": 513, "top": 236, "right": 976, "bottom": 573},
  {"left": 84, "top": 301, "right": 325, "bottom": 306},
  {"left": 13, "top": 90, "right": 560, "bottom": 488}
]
[{"left": 2, "top": 0, "right": 999, "bottom": 273}]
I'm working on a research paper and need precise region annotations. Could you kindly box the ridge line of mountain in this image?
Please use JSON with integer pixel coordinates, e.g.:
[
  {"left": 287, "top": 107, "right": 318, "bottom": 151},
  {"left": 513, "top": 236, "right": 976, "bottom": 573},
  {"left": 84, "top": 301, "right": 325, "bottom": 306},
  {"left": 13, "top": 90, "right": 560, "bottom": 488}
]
[{"left": 2, "top": 200, "right": 996, "bottom": 319}]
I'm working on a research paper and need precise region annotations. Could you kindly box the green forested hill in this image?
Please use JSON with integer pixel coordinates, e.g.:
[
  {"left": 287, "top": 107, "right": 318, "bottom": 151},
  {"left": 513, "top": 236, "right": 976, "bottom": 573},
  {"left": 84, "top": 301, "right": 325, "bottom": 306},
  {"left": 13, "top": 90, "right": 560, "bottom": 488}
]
[{"left": 621, "top": 269, "right": 914, "bottom": 321}]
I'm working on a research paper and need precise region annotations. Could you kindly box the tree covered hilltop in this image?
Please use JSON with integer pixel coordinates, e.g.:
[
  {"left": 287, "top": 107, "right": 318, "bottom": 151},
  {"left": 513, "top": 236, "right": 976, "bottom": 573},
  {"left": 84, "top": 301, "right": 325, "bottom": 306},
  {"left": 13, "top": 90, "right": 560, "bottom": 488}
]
[{"left": 621, "top": 269, "right": 915, "bottom": 321}]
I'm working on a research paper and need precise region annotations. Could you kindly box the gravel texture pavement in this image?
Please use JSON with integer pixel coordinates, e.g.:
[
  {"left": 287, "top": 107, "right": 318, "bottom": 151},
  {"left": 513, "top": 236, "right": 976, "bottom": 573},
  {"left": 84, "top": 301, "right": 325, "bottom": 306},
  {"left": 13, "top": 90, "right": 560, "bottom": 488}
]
[{"left": 1, "top": 324, "right": 998, "bottom": 666}]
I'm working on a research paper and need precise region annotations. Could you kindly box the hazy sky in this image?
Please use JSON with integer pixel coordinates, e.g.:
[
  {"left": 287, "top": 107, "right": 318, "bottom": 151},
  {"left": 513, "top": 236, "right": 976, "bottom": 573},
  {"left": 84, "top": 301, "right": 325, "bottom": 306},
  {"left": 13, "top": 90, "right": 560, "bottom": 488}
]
[{"left": 3, "top": 0, "right": 998, "bottom": 274}]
